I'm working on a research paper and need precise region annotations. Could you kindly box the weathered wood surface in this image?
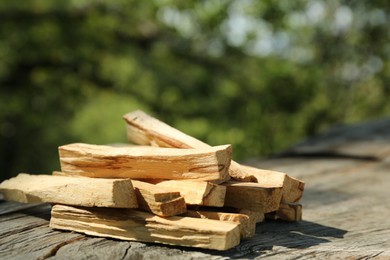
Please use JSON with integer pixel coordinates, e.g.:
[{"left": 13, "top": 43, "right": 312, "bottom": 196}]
[{"left": 1, "top": 118, "right": 390, "bottom": 259}]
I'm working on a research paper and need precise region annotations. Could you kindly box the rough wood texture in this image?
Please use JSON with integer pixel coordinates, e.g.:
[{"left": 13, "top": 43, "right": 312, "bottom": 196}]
[
  {"left": 2, "top": 117, "right": 390, "bottom": 259},
  {"left": 150, "top": 180, "right": 226, "bottom": 207},
  {"left": 239, "top": 209, "right": 265, "bottom": 224},
  {"left": 240, "top": 165, "right": 305, "bottom": 203},
  {"left": 266, "top": 202, "right": 302, "bottom": 222},
  {"left": 131, "top": 180, "right": 186, "bottom": 217},
  {"left": 123, "top": 110, "right": 253, "bottom": 181},
  {"left": 59, "top": 143, "right": 231, "bottom": 182},
  {"left": 223, "top": 181, "right": 283, "bottom": 213},
  {"left": 50, "top": 204, "right": 240, "bottom": 251},
  {"left": 0, "top": 173, "right": 138, "bottom": 208},
  {"left": 184, "top": 210, "right": 255, "bottom": 239}
]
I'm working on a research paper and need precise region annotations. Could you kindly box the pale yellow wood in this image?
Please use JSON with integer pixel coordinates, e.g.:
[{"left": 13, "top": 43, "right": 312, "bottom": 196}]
[
  {"left": 131, "top": 180, "right": 186, "bottom": 217},
  {"left": 0, "top": 173, "right": 138, "bottom": 208},
  {"left": 184, "top": 210, "right": 255, "bottom": 239},
  {"left": 222, "top": 181, "right": 283, "bottom": 213},
  {"left": 266, "top": 202, "right": 302, "bottom": 222},
  {"left": 59, "top": 143, "right": 231, "bottom": 182},
  {"left": 239, "top": 209, "right": 265, "bottom": 224},
  {"left": 150, "top": 180, "right": 226, "bottom": 207},
  {"left": 123, "top": 110, "right": 239, "bottom": 182},
  {"left": 123, "top": 110, "right": 210, "bottom": 149},
  {"left": 241, "top": 165, "right": 305, "bottom": 203},
  {"left": 50, "top": 204, "right": 240, "bottom": 251}
]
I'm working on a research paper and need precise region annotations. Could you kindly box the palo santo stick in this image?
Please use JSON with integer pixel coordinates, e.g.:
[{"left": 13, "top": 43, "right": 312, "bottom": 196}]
[
  {"left": 222, "top": 181, "right": 283, "bottom": 213},
  {"left": 240, "top": 165, "right": 305, "bottom": 203},
  {"left": 59, "top": 143, "right": 231, "bottom": 182},
  {"left": 239, "top": 209, "right": 265, "bottom": 224},
  {"left": 123, "top": 110, "right": 250, "bottom": 182},
  {"left": 150, "top": 180, "right": 226, "bottom": 207},
  {"left": 50, "top": 204, "right": 240, "bottom": 251},
  {"left": 184, "top": 210, "right": 255, "bottom": 239},
  {"left": 52, "top": 172, "right": 186, "bottom": 216},
  {"left": 266, "top": 202, "right": 303, "bottom": 222},
  {"left": 131, "top": 180, "right": 186, "bottom": 217},
  {"left": 0, "top": 173, "right": 138, "bottom": 208}
]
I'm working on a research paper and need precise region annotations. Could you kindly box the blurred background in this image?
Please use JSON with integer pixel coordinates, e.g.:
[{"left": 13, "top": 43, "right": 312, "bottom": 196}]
[{"left": 0, "top": 0, "right": 389, "bottom": 181}]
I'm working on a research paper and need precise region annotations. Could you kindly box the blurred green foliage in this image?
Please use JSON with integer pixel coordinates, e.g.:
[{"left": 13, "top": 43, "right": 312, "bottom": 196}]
[{"left": 0, "top": 0, "right": 389, "bottom": 180}]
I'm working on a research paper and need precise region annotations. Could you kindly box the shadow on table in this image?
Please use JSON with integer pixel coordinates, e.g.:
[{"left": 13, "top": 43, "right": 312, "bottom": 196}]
[
  {"left": 0, "top": 200, "right": 348, "bottom": 259},
  {"left": 237, "top": 220, "right": 346, "bottom": 258},
  {"left": 180, "top": 220, "right": 348, "bottom": 259}
]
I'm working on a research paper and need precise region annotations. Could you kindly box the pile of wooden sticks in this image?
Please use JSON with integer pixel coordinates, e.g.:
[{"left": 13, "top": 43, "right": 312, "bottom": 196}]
[{"left": 0, "top": 110, "right": 304, "bottom": 250}]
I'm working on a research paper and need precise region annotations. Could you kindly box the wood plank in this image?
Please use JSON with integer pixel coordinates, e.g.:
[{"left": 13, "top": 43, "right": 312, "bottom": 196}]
[
  {"left": 265, "top": 202, "right": 302, "bottom": 222},
  {"left": 131, "top": 180, "right": 186, "bottom": 217},
  {"left": 184, "top": 210, "right": 255, "bottom": 239},
  {"left": 59, "top": 143, "right": 231, "bottom": 182},
  {"left": 150, "top": 180, "right": 226, "bottom": 207},
  {"left": 222, "top": 181, "right": 282, "bottom": 213},
  {"left": 50, "top": 204, "right": 240, "bottom": 251},
  {"left": 240, "top": 165, "right": 305, "bottom": 203},
  {"left": 0, "top": 173, "right": 138, "bottom": 208}
]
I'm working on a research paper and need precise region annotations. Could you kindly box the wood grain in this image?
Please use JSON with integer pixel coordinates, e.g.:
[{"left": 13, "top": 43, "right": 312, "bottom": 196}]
[
  {"left": 59, "top": 142, "right": 232, "bottom": 182},
  {"left": 150, "top": 180, "right": 226, "bottom": 207},
  {"left": 222, "top": 181, "right": 283, "bottom": 213},
  {"left": 50, "top": 204, "right": 240, "bottom": 250},
  {"left": 131, "top": 180, "right": 186, "bottom": 216},
  {"left": 123, "top": 110, "right": 249, "bottom": 181},
  {"left": 266, "top": 202, "right": 302, "bottom": 222},
  {"left": 184, "top": 210, "right": 255, "bottom": 239},
  {"left": 240, "top": 165, "right": 305, "bottom": 203},
  {"left": 0, "top": 173, "right": 138, "bottom": 208}
]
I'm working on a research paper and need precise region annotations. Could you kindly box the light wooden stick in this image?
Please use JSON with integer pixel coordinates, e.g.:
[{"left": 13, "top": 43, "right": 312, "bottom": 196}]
[
  {"left": 123, "top": 110, "right": 245, "bottom": 182},
  {"left": 149, "top": 180, "right": 226, "bottom": 207},
  {"left": 240, "top": 165, "right": 305, "bottom": 203},
  {"left": 50, "top": 204, "right": 240, "bottom": 251},
  {"left": 123, "top": 111, "right": 305, "bottom": 194},
  {"left": 266, "top": 202, "right": 303, "bottom": 222},
  {"left": 59, "top": 143, "right": 231, "bottom": 182},
  {"left": 222, "top": 181, "right": 283, "bottom": 213},
  {"left": 239, "top": 209, "right": 265, "bottom": 224},
  {"left": 0, "top": 173, "right": 138, "bottom": 208},
  {"left": 131, "top": 180, "right": 186, "bottom": 217},
  {"left": 184, "top": 210, "right": 255, "bottom": 239}
]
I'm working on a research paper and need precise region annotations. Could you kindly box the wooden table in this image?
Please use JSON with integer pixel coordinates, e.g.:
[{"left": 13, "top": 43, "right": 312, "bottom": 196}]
[{"left": 1, "top": 118, "right": 390, "bottom": 259}]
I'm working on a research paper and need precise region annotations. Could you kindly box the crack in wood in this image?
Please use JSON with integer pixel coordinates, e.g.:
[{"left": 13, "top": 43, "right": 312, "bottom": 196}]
[
  {"left": 38, "top": 236, "right": 85, "bottom": 260},
  {"left": 119, "top": 244, "right": 132, "bottom": 260}
]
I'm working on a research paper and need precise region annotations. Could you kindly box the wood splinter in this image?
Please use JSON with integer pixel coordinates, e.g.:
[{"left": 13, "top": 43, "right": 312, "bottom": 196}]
[
  {"left": 149, "top": 180, "right": 226, "bottom": 207},
  {"left": 131, "top": 180, "right": 187, "bottom": 217}
]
